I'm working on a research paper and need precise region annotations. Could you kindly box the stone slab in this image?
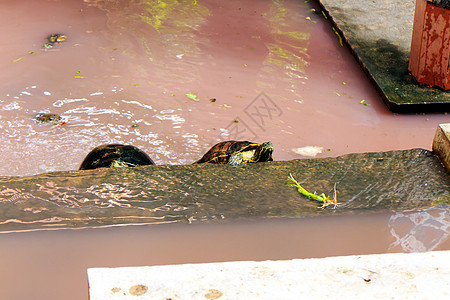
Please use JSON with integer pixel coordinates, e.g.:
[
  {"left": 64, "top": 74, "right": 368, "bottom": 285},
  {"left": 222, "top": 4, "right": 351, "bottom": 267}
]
[
  {"left": 317, "top": 0, "right": 450, "bottom": 112},
  {"left": 433, "top": 123, "right": 450, "bottom": 172},
  {"left": 0, "top": 149, "right": 448, "bottom": 232},
  {"left": 87, "top": 250, "right": 450, "bottom": 299}
]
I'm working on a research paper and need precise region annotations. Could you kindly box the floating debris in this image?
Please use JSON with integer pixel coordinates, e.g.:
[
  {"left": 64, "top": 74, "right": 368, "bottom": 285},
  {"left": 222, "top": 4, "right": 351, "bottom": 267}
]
[
  {"left": 186, "top": 93, "right": 199, "bottom": 101},
  {"left": 292, "top": 146, "right": 323, "bottom": 157},
  {"left": 332, "top": 27, "right": 343, "bottom": 46},
  {"left": 12, "top": 57, "right": 24, "bottom": 63},
  {"left": 305, "top": 16, "right": 317, "bottom": 24}
]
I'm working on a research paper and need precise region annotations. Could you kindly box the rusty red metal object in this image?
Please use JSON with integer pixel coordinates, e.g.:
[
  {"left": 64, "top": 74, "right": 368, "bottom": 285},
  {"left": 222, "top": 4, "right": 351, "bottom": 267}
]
[{"left": 409, "top": 0, "right": 450, "bottom": 90}]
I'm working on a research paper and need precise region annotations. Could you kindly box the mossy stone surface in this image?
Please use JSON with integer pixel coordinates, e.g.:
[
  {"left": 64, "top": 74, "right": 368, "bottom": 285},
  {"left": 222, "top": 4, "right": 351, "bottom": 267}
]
[
  {"left": 318, "top": 0, "right": 450, "bottom": 112},
  {"left": 0, "top": 149, "right": 448, "bottom": 232}
]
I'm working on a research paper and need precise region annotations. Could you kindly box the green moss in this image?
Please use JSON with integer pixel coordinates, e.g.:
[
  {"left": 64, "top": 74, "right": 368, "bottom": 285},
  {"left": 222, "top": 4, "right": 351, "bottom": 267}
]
[{"left": 432, "top": 195, "right": 450, "bottom": 205}]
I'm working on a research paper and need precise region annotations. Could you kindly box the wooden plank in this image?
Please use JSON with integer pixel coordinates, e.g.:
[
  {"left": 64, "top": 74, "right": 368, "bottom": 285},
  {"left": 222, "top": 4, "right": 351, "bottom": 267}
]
[
  {"left": 440, "top": 8, "right": 450, "bottom": 89},
  {"left": 417, "top": 2, "right": 433, "bottom": 84},
  {"left": 410, "top": 0, "right": 428, "bottom": 76},
  {"left": 416, "top": 3, "right": 450, "bottom": 89}
]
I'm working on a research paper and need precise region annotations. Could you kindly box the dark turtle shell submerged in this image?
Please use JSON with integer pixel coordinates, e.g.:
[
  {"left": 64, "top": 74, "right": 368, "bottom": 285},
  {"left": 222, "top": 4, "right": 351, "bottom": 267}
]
[
  {"left": 194, "top": 140, "right": 273, "bottom": 166},
  {"left": 79, "top": 144, "right": 155, "bottom": 170},
  {"left": 34, "top": 113, "right": 65, "bottom": 125}
]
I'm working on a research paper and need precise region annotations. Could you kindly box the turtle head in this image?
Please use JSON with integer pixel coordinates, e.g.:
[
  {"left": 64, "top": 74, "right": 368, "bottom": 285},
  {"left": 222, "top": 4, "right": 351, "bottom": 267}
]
[{"left": 253, "top": 141, "right": 273, "bottom": 162}]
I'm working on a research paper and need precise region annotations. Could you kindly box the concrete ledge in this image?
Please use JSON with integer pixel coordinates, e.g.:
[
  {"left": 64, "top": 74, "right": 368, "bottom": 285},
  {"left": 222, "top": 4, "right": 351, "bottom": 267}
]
[
  {"left": 88, "top": 251, "right": 450, "bottom": 299},
  {"left": 318, "top": 0, "right": 450, "bottom": 112},
  {"left": 433, "top": 123, "right": 450, "bottom": 173}
]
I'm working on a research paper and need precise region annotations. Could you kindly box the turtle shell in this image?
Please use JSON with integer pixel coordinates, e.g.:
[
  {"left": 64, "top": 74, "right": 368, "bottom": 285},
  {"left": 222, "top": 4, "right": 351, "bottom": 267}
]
[
  {"left": 34, "top": 113, "right": 65, "bottom": 125},
  {"left": 79, "top": 144, "right": 155, "bottom": 170},
  {"left": 44, "top": 34, "right": 67, "bottom": 48},
  {"left": 194, "top": 140, "right": 273, "bottom": 164}
]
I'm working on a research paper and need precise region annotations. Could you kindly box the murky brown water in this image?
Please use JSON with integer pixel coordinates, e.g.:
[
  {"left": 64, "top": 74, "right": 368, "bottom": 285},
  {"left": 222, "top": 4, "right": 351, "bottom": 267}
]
[
  {"left": 0, "top": 0, "right": 448, "bottom": 177},
  {"left": 0, "top": 207, "right": 448, "bottom": 299},
  {"left": 0, "top": 1, "right": 448, "bottom": 298}
]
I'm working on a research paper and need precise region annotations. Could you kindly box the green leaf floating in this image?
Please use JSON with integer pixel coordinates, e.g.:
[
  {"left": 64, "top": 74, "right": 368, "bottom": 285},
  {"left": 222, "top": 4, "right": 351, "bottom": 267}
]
[{"left": 186, "top": 93, "right": 199, "bottom": 101}]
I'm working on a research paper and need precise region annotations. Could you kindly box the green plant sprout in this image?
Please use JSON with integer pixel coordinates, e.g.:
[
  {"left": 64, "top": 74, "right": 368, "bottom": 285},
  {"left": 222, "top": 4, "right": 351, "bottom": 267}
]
[{"left": 286, "top": 173, "right": 341, "bottom": 209}]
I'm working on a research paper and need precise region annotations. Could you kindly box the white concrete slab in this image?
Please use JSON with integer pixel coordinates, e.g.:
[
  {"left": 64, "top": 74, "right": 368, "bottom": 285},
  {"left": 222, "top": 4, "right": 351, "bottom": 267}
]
[{"left": 88, "top": 251, "right": 450, "bottom": 300}]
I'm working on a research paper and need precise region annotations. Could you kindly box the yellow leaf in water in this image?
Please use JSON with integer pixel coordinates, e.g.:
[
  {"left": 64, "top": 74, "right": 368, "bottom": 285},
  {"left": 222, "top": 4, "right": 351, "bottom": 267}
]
[
  {"left": 305, "top": 16, "right": 317, "bottom": 23},
  {"left": 186, "top": 93, "right": 199, "bottom": 101},
  {"left": 332, "top": 27, "right": 343, "bottom": 46},
  {"left": 221, "top": 104, "right": 231, "bottom": 108},
  {"left": 12, "top": 57, "right": 24, "bottom": 63},
  {"left": 74, "top": 76, "right": 87, "bottom": 79}
]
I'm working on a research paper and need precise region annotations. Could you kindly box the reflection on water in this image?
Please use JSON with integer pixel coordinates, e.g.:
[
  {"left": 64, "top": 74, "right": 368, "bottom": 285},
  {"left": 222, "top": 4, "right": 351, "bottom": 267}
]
[
  {"left": 0, "top": 171, "right": 196, "bottom": 231},
  {"left": 389, "top": 206, "right": 450, "bottom": 252},
  {"left": 259, "top": 0, "right": 309, "bottom": 101}
]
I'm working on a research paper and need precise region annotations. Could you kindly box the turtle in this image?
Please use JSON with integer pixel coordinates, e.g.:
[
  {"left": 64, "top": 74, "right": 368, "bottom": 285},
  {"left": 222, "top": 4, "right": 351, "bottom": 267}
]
[
  {"left": 194, "top": 141, "right": 273, "bottom": 166},
  {"left": 79, "top": 144, "right": 155, "bottom": 170},
  {"left": 34, "top": 113, "right": 66, "bottom": 125},
  {"left": 44, "top": 34, "right": 67, "bottom": 49}
]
